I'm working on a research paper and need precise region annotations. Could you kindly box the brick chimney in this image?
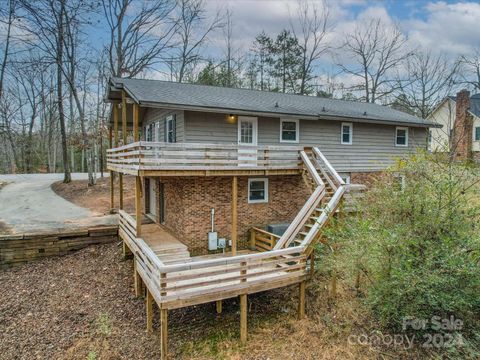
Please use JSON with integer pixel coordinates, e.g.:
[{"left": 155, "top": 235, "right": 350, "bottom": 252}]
[{"left": 452, "top": 90, "right": 473, "bottom": 161}]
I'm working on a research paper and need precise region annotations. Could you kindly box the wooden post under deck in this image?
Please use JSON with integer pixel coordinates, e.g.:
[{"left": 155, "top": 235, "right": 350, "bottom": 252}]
[
  {"left": 146, "top": 289, "right": 153, "bottom": 332},
  {"left": 160, "top": 309, "right": 168, "bottom": 360},
  {"left": 135, "top": 176, "right": 142, "bottom": 237},
  {"left": 298, "top": 281, "right": 306, "bottom": 319},
  {"left": 231, "top": 176, "right": 238, "bottom": 256},
  {"left": 240, "top": 294, "right": 247, "bottom": 344},
  {"left": 216, "top": 300, "right": 222, "bottom": 314},
  {"left": 108, "top": 127, "right": 114, "bottom": 213}
]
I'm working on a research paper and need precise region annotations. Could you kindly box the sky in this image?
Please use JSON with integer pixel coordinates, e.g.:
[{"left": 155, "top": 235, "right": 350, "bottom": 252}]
[{"left": 199, "top": 0, "right": 480, "bottom": 58}]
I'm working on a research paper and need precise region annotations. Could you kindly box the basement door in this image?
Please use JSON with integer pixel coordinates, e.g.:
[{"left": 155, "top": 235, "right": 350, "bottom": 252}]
[
  {"left": 148, "top": 179, "right": 157, "bottom": 217},
  {"left": 237, "top": 116, "right": 258, "bottom": 167}
]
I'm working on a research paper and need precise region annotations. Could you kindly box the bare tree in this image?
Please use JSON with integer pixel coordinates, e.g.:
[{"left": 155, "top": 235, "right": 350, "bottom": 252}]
[
  {"left": 173, "top": 0, "right": 223, "bottom": 82},
  {"left": 459, "top": 50, "right": 480, "bottom": 92},
  {"left": 338, "top": 19, "right": 412, "bottom": 103},
  {"left": 20, "top": 0, "right": 72, "bottom": 182},
  {"left": 396, "top": 51, "right": 459, "bottom": 119},
  {"left": 0, "top": 0, "right": 16, "bottom": 100},
  {"left": 290, "top": 0, "right": 330, "bottom": 95},
  {"left": 102, "top": 0, "right": 176, "bottom": 78}
]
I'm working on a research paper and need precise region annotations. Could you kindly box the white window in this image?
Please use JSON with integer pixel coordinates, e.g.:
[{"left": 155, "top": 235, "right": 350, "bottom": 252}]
[
  {"left": 248, "top": 178, "right": 268, "bottom": 203},
  {"left": 166, "top": 115, "right": 176, "bottom": 143},
  {"left": 395, "top": 127, "right": 408, "bottom": 147},
  {"left": 145, "top": 123, "right": 154, "bottom": 142},
  {"left": 341, "top": 122, "right": 353, "bottom": 145},
  {"left": 280, "top": 119, "right": 299, "bottom": 143}
]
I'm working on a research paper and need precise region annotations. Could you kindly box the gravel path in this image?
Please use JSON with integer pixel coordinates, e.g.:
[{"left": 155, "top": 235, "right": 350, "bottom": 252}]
[{"left": 0, "top": 173, "right": 116, "bottom": 233}]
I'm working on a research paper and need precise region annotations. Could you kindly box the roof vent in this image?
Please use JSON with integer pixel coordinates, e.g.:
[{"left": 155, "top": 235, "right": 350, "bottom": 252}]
[
  {"left": 363, "top": 111, "right": 367, "bottom": 116},
  {"left": 274, "top": 101, "right": 279, "bottom": 108}
]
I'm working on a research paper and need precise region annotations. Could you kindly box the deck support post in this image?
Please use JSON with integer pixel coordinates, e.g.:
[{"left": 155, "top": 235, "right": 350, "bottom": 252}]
[
  {"left": 160, "top": 309, "right": 168, "bottom": 360},
  {"left": 298, "top": 281, "right": 306, "bottom": 319},
  {"left": 135, "top": 176, "right": 142, "bottom": 237},
  {"left": 231, "top": 176, "right": 238, "bottom": 256},
  {"left": 216, "top": 300, "right": 222, "bottom": 314},
  {"left": 134, "top": 260, "right": 142, "bottom": 297},
  {"left": 146, "top": 289, "right": 153, "bottom": 332},
  {"left": 119, "top": 174, "right": 124, "bottom": 209},
  {"left": 309, "top": 252, "right": 315, "bottom": 279},
  {"left": 240, "top": 294, "right": 247, "bottom": 344}
]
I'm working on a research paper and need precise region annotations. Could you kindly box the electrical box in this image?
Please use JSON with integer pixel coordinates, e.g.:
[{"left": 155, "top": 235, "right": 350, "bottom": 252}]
[
  {"left": 218, "top": 238, "right": 226, "bottom": 249},
  {"left": 208, "top": 231, "right": 218, "bottom": 251}
]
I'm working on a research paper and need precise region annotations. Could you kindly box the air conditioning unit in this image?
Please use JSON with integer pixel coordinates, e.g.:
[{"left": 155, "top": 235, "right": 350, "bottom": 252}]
[{"left": 267, "top": 223, "right": 290, "bottom": 236}]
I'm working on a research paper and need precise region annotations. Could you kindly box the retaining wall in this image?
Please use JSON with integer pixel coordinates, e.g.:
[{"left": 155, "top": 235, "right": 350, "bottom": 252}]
[{"left": 0, "top": 226, "right": 118, "bottom": 268}]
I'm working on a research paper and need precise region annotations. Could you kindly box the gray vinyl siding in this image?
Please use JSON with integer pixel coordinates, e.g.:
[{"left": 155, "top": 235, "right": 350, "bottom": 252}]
[
  {"left": 142, "top": 107, "right": 185, "bottom": 142},
  {"left": 184, "top": 110, "right": 428, "bottom": 172}
]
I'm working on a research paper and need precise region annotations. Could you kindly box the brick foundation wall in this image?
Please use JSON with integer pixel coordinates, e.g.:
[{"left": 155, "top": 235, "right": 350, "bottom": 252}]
[{"left": 157, "top": 175, "right": 310, "bottom": 255}]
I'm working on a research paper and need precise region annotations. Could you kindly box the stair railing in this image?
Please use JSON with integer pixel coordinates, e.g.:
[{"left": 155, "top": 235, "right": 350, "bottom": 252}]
[{"left": 273, "top": 152, "right": 326, "bottom": 250}]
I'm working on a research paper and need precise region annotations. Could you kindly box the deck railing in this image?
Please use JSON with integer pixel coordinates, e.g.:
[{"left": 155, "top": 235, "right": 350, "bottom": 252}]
[
  {"left": 107, "top": 141, "right": 303, "bottom": 172},
  {"left": 119, "top": 210, "right": 308, "bottom": 308}
]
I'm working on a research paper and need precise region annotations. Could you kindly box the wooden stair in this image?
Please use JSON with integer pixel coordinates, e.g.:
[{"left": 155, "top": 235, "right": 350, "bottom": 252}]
[{"left": 273, "top": 147, "right": 346, "bottom": 253}]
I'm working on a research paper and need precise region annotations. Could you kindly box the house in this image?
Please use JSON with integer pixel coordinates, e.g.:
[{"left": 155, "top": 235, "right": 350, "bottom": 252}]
[
  {"left": 105, "top": 77, "right": 438, "bottom": 359},
  {"left": 428, "top": 90, "right": 480, "bottom": 162}
]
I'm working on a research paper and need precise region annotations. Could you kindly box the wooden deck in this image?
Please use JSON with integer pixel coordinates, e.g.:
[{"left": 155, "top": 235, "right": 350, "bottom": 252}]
[
  {"left": 141, "top": 223, "right": 190, "bottom": 264},
  {"left": 107, "top": 141, "right": 304, "bottom": 176}
]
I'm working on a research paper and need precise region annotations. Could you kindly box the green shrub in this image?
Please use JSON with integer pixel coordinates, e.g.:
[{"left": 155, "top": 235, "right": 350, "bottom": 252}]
[{"left": 323, "top": 152, "right": 480, "bottom": 347}]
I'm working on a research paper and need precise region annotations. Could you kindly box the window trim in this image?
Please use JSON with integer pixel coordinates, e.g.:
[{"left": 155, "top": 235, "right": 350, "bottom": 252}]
[
  {"left": 474, "top": 126, "right": 480, "bottom": 141},
  {"left": 341, "top": 122, "right": 353, "bottom": 145},
  {"left": 248, "top": 178, "right": 269, "bottom": 204},
  {"left": 238, "top": 116, "right": 258, "bottom": 145},
  {"left": 395, "top": 126, "right": 409, "bottom": 147},
  {"left": 166, "top": 115, "right": 176, "bottom": 143},
  {"left": 279, "top": 118, "right": 300, "bottom": 143}
]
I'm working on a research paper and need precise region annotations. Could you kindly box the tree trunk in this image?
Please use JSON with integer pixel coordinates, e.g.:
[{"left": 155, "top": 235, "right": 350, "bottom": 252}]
[{"left": 57, "top": 0, "right": 71, "bottom": 183}]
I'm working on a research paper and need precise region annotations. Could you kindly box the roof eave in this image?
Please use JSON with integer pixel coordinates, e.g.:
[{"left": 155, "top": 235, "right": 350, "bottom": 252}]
[{"left": 139, "top": 100, "right": 439, "bottom": 128}]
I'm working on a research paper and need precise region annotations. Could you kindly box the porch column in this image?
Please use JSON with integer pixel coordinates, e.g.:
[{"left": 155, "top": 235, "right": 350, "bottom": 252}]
[
  {"left": 133, "top": 103, "right": 140, "bottom": 142},
  {"left": 120, "top": 93, "right": 128, "bottom": 210},
  {"left": 135, "top": 176, "right": 143, "bottom": 237},
  {"left": 231, "top": 176, "right": 238, "bottom": 256},
  {"left": 108, "top": 126, "right": 114, "bottom": 213},
  {"left": 112, "top": 104, "right": 119, "bottom": 212}
]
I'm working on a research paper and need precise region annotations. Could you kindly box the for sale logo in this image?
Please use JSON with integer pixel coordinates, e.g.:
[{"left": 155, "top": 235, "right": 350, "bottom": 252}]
[{"left": 348, "top": 316, "right": 465, "bottom": 349}]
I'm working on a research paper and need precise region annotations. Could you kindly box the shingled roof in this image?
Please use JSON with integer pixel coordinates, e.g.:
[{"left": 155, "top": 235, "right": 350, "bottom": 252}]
[{"left": 108, "top": 77, "right": 439, "bottom": 128}]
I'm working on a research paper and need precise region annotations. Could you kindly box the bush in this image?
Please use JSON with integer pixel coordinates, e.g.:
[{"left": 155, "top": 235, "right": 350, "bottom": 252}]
[{"left": 322, "top": 152, "right": 480, "bottom": 353}]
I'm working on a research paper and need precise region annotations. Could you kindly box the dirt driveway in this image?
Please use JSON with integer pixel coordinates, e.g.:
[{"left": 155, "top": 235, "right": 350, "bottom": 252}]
[{"left": 0, "top": 173, "right": 116, "bottom": 234}]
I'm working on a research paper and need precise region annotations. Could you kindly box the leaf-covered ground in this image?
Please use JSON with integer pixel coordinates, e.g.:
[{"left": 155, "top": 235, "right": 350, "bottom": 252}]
[{"left": 0, "top": 242, "right": 431, "bottom": 359}]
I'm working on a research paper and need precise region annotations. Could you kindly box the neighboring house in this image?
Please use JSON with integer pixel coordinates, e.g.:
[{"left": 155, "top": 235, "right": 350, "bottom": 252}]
[
  {"left": 105, "top": 78, "right": 438, "bottom": 357},
  {"left": 428, "top": 90, "right": 480, "bottom": 162}
]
